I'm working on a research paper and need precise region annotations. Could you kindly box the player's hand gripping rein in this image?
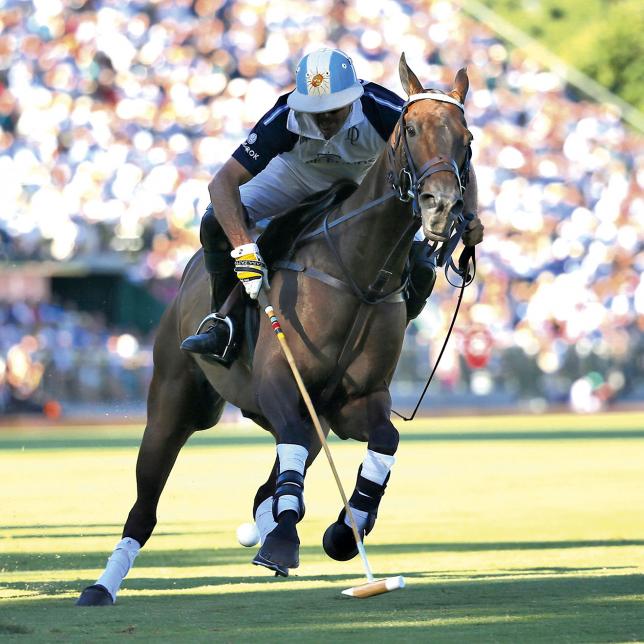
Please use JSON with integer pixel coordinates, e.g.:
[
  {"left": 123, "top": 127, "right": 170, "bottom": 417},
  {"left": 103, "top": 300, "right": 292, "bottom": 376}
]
[{"left": 231, "top": 242, "right": 269, "bottom": 299}]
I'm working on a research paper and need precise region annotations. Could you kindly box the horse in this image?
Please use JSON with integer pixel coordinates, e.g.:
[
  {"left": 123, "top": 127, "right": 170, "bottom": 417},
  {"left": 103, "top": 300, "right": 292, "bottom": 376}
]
[{"left": 76, "top": 54, "right": 475, "bottom": 604}]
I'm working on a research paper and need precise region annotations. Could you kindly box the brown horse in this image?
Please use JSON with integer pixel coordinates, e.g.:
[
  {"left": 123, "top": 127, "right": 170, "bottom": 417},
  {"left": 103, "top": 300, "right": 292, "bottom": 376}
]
[{"left": 77, "top": 55, "right": 475, "bottom": 604}]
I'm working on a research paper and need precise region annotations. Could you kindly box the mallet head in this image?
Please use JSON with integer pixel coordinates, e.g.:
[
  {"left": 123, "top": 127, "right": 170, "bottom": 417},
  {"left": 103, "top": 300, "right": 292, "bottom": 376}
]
[{"left": 342, "top": 575, "right": 405, "bottom": 598}]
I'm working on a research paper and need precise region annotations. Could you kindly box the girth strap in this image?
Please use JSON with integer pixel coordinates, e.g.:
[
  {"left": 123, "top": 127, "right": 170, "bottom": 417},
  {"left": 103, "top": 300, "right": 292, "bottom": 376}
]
[
  {"left": 272, "top": 260, "right": 405, "bottom": 304},
  {"left": 272, "top": 260, "right": 351, "bottom": 295},
  {"left": 271, "top": 260, "right": 405, "bottom": 409}
]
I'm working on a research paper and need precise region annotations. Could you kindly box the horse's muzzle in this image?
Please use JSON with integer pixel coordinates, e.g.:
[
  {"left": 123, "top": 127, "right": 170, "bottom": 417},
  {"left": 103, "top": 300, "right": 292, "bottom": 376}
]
[
  {"left": 422, "top": 213, "right": 456, "bottom": 241},
  {"left": 421, "top": 197, "right": 462, "bottom": 241},
  {"left": 423, "top": 229, "right": 450, "bottom": 242}
]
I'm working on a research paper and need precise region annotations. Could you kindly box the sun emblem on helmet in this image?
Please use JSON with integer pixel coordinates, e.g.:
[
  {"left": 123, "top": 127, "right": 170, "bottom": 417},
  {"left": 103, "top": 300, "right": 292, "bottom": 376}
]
[{"left": 306, "top": 70, "right": 330, "bottom": 95}]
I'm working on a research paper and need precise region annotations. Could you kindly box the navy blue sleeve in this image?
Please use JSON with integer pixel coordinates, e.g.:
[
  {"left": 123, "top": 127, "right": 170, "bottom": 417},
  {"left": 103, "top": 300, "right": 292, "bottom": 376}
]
[
  {"left": 360, "top": 82, "right": 405, "bottom": 141},
  {"left": 231, "top": 93, "right": 299, "bottom": 176}
]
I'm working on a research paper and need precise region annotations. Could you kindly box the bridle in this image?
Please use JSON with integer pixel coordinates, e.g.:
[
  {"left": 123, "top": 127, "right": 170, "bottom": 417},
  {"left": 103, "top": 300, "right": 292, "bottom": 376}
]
[{"left": 388, "top": 91, "right": 472, "bottom": 225}]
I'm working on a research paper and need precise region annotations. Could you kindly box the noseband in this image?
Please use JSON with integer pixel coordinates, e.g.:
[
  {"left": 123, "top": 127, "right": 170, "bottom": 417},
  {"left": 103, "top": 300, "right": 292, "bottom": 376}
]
[{"left": 387, "top": 92, "right": 472, "bottom": 219}]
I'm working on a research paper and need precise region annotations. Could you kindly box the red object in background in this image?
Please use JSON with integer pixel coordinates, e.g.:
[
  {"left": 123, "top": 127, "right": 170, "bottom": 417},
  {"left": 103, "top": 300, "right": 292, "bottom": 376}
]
[
  {"left": 464, "top": 326, "right": 493, "bottom": 369},
  {"left": 43, "top": 400, "right": 62, "bottom": 420}
]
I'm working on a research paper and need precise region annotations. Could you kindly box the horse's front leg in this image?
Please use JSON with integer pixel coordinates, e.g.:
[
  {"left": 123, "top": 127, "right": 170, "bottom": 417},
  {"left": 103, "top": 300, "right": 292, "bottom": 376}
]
[
  {"left": 252, "top": 430, "right": 323, "bottom": 549},
  {"left": 250, "top": 350, "right": 316, "bottom": 576},
  {"left": 323, "top": 389, "right": 399, "bottom": 561}
]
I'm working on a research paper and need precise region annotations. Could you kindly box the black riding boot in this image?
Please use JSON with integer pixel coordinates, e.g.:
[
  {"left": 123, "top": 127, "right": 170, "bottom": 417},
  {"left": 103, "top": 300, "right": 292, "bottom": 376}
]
[
  {"left": 180, "top": 248, "right": 238, "bottom": 361},
  {"left": 405, "top": 240, "right": 437, "bottom": 323}
]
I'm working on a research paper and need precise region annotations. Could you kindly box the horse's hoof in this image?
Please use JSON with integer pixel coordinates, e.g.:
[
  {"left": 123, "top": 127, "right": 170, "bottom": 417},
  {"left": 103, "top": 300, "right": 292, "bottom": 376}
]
[
  {"left": 252, "top": 551, "right": 289, "bottom": 577},
  {"left": 323, "top": 520, "right": 358, "bottom": 561},
  {"left": 75, "top": 584, "right": 114, "bottom": 606},
  {"left": 254, "top": 525, "right": 300, "bottom": 570}
]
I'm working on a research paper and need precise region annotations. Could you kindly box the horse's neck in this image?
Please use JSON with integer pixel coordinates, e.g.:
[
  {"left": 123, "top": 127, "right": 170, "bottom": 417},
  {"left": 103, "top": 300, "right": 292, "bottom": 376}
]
[{"left": 333, "top": 154, "right": 415, "bottom": 287}]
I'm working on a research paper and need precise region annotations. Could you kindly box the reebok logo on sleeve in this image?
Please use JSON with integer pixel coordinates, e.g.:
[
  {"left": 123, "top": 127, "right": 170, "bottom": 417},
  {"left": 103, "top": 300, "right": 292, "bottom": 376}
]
[{"left": 242, "top": 141, "right": 260, "bottom": 160}]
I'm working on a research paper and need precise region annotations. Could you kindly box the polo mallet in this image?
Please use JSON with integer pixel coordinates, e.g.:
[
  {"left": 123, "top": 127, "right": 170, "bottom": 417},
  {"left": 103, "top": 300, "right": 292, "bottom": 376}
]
[{"left": 258, "top": 291, "right": 405, "bottom": 598}]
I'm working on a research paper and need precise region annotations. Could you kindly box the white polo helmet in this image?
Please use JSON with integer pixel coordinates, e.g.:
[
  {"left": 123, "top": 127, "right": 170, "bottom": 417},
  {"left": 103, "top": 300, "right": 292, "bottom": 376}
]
[{"left": 287, "top": 48, "right": 364, "bottom": 113}]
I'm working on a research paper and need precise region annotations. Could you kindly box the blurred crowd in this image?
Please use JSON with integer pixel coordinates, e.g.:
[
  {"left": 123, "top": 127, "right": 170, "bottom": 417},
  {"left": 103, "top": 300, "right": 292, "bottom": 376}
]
[
  {"left": 1, "top": 0, "right": 643, "bottom": 413},
  {"left": 0, "top": 300, "right": 152, "bottom": 415}
]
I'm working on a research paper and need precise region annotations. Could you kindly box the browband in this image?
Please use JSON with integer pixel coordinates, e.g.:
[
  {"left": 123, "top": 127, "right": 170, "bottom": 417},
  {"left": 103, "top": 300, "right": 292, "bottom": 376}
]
[{"left": 407, "top": 92, "right": 465, "bottom": 112}]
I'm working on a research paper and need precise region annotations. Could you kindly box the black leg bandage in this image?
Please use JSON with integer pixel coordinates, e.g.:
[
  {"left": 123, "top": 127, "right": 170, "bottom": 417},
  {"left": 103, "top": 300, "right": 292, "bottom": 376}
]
[
  {"left": 322, "top": 466, "right": 390, "bottom": 561},
  {"left": 406, "top": 240, "right": 437, "bottom": 322},
  {"left": 272, "top": 470, "right": 306, "bottom": 522},
  {"left": 347, "top": 466, "right": 390, "bottom": 536}
]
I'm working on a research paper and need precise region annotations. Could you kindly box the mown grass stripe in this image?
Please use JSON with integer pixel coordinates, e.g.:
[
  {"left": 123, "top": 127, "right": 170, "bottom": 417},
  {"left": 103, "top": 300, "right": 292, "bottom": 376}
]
[{"left": 1, "top": 429, "right": 644, "bottom": 451}]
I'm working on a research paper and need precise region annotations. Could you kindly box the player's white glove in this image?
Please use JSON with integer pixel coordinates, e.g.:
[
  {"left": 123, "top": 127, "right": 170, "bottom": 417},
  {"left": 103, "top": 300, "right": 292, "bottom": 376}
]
[{"left": 231, "top": 242, "right": 268, "bottom": 300}]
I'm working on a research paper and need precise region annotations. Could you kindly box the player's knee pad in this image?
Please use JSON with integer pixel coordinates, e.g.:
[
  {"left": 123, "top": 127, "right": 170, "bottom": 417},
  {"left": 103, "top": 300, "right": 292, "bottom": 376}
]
[
  {"left": 200, "top": 204, "right": 231, "bottom": 253},
  {"left": 200, "top": 205, "right": 234, "bottom": 275},
  {"left": 406, "top": 240, "right": 437, "bottom": 321}
]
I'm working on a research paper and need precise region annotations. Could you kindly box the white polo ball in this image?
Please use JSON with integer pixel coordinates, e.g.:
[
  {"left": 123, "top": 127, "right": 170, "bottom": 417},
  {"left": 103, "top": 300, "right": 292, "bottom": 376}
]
[{"left": 236, "top": 522, "right": 260, "bottom": 547}]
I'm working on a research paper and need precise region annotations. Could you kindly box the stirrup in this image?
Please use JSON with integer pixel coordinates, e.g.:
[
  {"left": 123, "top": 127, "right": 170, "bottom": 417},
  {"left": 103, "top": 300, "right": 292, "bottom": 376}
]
[{"left": 195, "top": 312, "right": 235, "bottom": 366}]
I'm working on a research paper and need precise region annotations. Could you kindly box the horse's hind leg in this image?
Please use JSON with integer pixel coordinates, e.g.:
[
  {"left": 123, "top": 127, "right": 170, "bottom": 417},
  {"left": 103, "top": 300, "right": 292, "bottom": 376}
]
[
  {"left": 76, "top": 300, "right": 224, "bottom": 606},
  {"left": 323, "top": 390, "right": 399, "bottom": 561}
]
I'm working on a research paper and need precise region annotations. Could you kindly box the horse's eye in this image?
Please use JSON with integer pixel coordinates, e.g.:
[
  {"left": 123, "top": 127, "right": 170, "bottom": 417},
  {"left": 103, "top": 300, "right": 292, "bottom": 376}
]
[{"left": 405, "top": 125, "right": 416, "bottom": 136}]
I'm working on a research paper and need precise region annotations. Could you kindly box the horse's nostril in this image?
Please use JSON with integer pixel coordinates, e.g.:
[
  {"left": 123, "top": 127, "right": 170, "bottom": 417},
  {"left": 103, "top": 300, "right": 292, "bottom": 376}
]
[{"left": 420, "top": 193, "right": 436, "bottom": 208}]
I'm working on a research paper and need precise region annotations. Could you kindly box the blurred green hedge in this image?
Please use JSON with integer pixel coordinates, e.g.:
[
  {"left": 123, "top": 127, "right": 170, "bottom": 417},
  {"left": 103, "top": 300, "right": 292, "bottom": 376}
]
[{"left": 482, "top": 0, "right": 644, "bottom": 111}]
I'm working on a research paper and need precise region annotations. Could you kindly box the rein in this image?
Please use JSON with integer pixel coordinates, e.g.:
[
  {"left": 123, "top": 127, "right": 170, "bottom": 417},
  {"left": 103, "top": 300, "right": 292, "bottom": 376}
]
[{"left": 391, "top": 244, "right": 476, "bottom": 422}]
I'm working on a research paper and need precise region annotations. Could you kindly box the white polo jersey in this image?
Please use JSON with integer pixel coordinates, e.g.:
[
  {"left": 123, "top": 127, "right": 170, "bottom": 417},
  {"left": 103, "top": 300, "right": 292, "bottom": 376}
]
[{"left": 232, "top": 81, "right": 404, "bottom": 224}]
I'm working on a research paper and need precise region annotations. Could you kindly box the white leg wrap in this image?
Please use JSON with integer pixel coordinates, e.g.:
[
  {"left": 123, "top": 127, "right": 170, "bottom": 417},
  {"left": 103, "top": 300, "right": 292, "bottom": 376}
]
[
  {"left": 95, "top": 537, "right": 140, "bottom": 602},
  {"left": 254, "top": 496, "right": 277, "bottom": 545},
  {"left": 277, "top": 495, "right": 300, "bottom": 516},
  {"left": 344, "top": 507, "right": 370, "bottom": 534},
  {"left": 276, "top": 443, "right": 308, "bottom": 474},
  {"left": 276, "top": 443, "right": 308, "bottom": 517},
  {"left": 361, "top": 449, "right": 395, "bottom": 485}
]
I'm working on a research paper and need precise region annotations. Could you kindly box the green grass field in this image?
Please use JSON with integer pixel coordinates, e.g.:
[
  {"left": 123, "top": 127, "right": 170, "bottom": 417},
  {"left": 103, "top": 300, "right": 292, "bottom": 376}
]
[{"left": 1, "top": 412, "right": 644, "bottom": 642}]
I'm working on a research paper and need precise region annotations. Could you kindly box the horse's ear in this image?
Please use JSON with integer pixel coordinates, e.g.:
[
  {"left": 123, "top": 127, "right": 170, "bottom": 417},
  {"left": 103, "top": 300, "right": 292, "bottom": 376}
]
[
  {"left": 451, "top": 67, "right": 469, "bottom": 104},
  {"left": 399, "top": 53, "right": 424, "bottom": 97}
]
